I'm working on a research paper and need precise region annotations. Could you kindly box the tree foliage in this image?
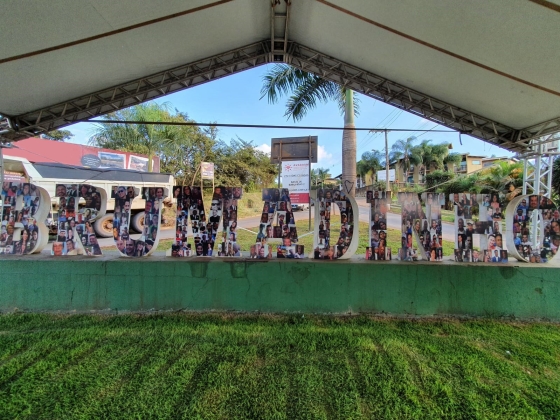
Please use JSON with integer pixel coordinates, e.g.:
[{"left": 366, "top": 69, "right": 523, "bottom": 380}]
[
  {"left": 356, "top": 150, "right": 386, "bottom": 184},
  {"left": 390, "top": 136, "right": 421, "bottom": 177},
  {"left": 88, "top": 103, "right": 277, "bottom": 190},
  {"left": 553, "top": 157, "right": 560, "bottom": 201},
  {"left": 260, "top": 64, "right": 359, "bottom": 121},
  {"left": 41, "top": 130, "right": 74, "bottom": 141},
  {"left": 213, "top": 138, "right": 278, "bottom": 190},
  {"left": 89, "top": 102, "right": 181, "bottom": 172},
  {"left": 390, "top": 137, "right": 458, "bottom": 182},
  {"left": 432, "top": 161, "right": 525, "bottom": 202},
  {"left": 311, "top": 167, "right": 331, "bottom": 187}
]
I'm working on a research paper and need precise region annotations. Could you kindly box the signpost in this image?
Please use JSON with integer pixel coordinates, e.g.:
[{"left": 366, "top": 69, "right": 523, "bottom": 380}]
[
  {"left": 377, "top": 169, "right": 396, "bottom": 182},
  {"left": 201, "top": 162, "right": 215, "bottom": 179},
  {"left": 271, "top": 136, "right": 318, "bottom": 230},
  {"left": 200, "top": 162, "right": 215, "bottom": 201},
  {"left": 281, "top": 160, "right": 310, "bottom": 204}
]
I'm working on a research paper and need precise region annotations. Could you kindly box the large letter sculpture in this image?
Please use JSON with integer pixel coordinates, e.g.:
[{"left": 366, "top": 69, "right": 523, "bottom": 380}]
[
  {"left": 213, "top": 186, "right": 243, "bottom": 257},
  {"left": 252, "top": 188, "right": 303, "bottom": 259},
  {"left": 0, "top": 182, "right": 50, "bottom": 255},
  {"left": 169, "top": 186, "right": 243, "bottom": 257},
  {"left": 365, "top": 190, "right": 391, "bottom": 261},
  {"left": 51, "top": 183, "right": 107, "bottom": 256},
  {"left": 506, "top": 194, "right": 559, "bottom": 263},
  {"left": 397, "top": 192, "right": 427, "bottom": 261},
  {"left": 397, "top": 192, "right": 447, "bottom": 261},
  {"left": 448, "top": 192, "right": 498, "bottom": 263},
  {"left": 312, "top": 188, "right": 358, "bottom": 260},
  {"left": 113, "top": 186, "right": 168, "bottom": 257}
]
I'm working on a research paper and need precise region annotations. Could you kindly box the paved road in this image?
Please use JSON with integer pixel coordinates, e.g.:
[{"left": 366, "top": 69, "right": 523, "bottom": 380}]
[{"left": 96, "top": 197, "right": 456, "bottom": 249}]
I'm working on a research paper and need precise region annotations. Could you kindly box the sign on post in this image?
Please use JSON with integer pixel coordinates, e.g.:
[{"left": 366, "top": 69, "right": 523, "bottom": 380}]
[
  {"left": 201, "top": 162, "right": 215, "bottom": 179},
  {"left": 377, "top": 169, "right": 396, "bottom": 182},
  {"left": 270, "top": 136, "right": 318, "bottom": 164},
  {"left": 282, "top": 160, "right": 310, "bottom": 204}
]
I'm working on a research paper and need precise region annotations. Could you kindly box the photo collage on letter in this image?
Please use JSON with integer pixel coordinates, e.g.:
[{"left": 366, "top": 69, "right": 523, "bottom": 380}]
[
  {"left": 397, "top": 192, "right": 428, "bottom": 261},
  {"left": 514, "top": 195, "right": 558, "bottom": 263},
  {"left": 171, "top": 186, "right": 206, "bottom": 256},
  {"left": 365, "top": 190, "right": 391, "bottom": 261},
  {"left": 466, "top": 192, "right": 508, "bottom": 263},
  {"left": 449, "top": 192, "right": 483, "bottom": 262},
  {"left": 451, "top": 192, "right": 479, "bottom": 262},
  {"left": 313, "top": 188, "right": 353, "bottom": 260},
  {"left": 252, "top": 188, "right": 303, "bottom": 259},
  {"left": 171, "top": 186, "right": 243, "bottom": 257},
  {"left": 52, "top": 183, "right": 102, "bottom": 256},
  {"left": 112, "top": 186, "right": 162, "bottom": 257},
  {"left": 0, "top": 182, "right": 41, "bottom": 255},
  {"left": 215, "top": 186, "right": 243, "bottom": 257}
]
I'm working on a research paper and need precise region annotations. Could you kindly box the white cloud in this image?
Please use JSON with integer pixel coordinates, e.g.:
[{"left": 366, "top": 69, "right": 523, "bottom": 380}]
[
  {"left": 255, "top": 143, "right": 271, "bottom": 155},
  {"left": 317, "top": 145, "right": 334, "bottom": 164}
]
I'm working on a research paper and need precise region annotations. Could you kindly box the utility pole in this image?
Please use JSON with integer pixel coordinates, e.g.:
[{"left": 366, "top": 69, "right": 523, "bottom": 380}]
[
  {"left": 369, "top": 129, "right": 391, "bottom": 196},
  {"left": 384, "top": 129, "right": 390, "bottom": 196}
]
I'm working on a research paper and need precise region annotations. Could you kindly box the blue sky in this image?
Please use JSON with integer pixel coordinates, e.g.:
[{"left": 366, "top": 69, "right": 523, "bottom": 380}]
[{"left": 68, "top": 65, "right": 513, "bottom": 176}]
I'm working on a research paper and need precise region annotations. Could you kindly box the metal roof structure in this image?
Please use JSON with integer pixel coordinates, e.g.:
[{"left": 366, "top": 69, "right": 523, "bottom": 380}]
[{"left": 1, "top": 0, "right": 559, "bottom": 152}]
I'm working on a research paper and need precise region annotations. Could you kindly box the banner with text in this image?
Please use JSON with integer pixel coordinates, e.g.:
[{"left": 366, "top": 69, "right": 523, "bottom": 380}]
[
  {"left": 201, "top": 162, "right": 215, "bottom": 180},
  {"left": 282, "top": 160, "right": 309, "bottom": 204}
]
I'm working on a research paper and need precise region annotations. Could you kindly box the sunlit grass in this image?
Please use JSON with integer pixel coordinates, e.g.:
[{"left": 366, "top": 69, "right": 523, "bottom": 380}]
[{"left": 0, "top": 314, "right": 559, "bottom": 419}]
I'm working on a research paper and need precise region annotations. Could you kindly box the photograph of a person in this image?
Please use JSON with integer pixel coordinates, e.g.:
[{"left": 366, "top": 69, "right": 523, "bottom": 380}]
[
  {"left": 262, "top": 189, "right": 273, "bottom": 201},
  {"left": 256, "top": 243, "right": 268, "bottom": 259}
]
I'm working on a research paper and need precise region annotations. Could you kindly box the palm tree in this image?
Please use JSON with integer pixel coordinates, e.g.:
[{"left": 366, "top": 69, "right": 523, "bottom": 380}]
[
  {"left": 357, "top": 150, "right": 385, "bottom": 185},
  {"left": 443, "top": 151, "right": 463, "bottom": 172},
  {"left": 412, "top": 140, "right": 460, "bottom": 182},
  {"left": 311, "top": 167, "right": 331, "bottom": 188},
  {"left": 89, "top": 102, "right": 182, "bottom": 172},
  {"left": 479, "top": 161, "right": 524, "bottom": 200},
  {"left": 261, "top": 64, "right": 359, "bottom": 195},
  {"left": 390, "top": 136, "right": 421, "bottom": 183}
]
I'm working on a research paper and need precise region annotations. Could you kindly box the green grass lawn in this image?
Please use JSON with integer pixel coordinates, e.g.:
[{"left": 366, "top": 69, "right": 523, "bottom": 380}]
[
  {"left": 0, "top": 314, "right": 559, "bottom": 419},
  {"left": 157, "top": 219, "right": 455, "bottom": 256}
]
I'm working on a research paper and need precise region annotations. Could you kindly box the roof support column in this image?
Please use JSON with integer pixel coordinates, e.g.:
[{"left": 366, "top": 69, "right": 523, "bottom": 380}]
[{"left": 270, "top": 0, "right": 291, "bottom": 63}]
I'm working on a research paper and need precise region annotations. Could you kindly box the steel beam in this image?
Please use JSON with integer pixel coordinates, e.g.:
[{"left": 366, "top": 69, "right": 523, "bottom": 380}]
[
  {"left": 3, "top": 41, "right": 271, "bottom": 141},
  {"left": 287, "top": 43, "right": 529, "bottom": 151},
  {"left": 1, "top": 39, "right": 559, "bottom": 154}
]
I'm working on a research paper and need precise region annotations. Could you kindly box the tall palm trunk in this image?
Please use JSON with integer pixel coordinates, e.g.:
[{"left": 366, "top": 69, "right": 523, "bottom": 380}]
[{"left": 342, "top": 90, "right": 356, "bottom": 197}]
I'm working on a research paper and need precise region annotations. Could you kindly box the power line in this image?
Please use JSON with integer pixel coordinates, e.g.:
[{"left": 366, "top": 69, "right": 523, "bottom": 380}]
[{"left": 85, "top": 119, "right": 458, "bottom": 133}]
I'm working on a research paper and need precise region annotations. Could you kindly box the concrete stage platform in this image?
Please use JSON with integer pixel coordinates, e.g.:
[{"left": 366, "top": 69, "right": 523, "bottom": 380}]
[{"left": 1, "top": 254, "right": 559, "bottom": 320}]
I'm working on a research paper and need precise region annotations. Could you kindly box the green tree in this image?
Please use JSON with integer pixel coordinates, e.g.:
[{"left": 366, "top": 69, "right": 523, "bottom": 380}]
[
  {"left": 41, "top": 129, "right": 74, "bottom": 141},
  {"left": 261, "top": 64, "right": 359, "bottom": 195},
  {"left": 357, "top": 150, "right": 385, "bottom": 184},
  {"left": 311, "top": 167, "right": 331, "bottom": 188},
  {"left": 89, "top": 103, "right": 182, "bottom": 172},
  {"left": 553, "top": 157, "right": 560, "bottom": 199},
  {"left": 213, "top": 138, "right": 278, "bottom": 190},
  {"left": 412, "top": 140, "right": 461, "bottom": 182},
  {"left": 479, "top": 161, "right": 524, "bottom": 199},
  {"left": 390, "top": 136, "right": 421, "bottom": 182},
  {"left": 159, "top": 113, "right": 218, "bottom": 185}
]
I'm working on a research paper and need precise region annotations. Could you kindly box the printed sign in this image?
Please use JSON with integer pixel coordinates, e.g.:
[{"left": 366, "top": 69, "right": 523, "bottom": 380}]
[
  {"left": 282, "top": 160, "right": 309, "bottom": 204},
  {"left": 201, "top": 162, "right": 215, "bottom": 180},
  {"left": 98, "top": 152, "right": 126, "bottom": 169},
  {"left": 377, "top": 169, "right": 396, "bottom": 182},
  {"left": 128, "top": 155, "right": 149, "bottom": 172}
]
